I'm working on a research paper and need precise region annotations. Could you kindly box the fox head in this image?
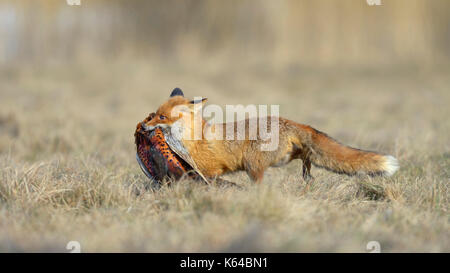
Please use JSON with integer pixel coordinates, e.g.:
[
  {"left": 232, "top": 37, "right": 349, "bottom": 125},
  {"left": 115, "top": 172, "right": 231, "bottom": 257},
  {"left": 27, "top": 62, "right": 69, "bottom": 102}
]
[{"left": 142, "top": 88, "right": 207, "bottom": 136}]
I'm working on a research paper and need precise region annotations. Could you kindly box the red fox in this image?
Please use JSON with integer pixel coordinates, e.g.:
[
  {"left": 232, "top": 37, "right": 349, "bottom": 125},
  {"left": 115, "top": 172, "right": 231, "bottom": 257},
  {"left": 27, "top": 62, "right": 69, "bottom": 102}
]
[{"left": 141, "top": 88, "right": 399, "bottom": 183}]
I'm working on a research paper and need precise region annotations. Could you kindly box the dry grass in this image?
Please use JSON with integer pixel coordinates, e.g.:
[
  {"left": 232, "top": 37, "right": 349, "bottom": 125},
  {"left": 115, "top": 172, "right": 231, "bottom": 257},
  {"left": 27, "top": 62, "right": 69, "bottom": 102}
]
[{"left": 0, "top": 58, "right": 448, "bottom": 252}]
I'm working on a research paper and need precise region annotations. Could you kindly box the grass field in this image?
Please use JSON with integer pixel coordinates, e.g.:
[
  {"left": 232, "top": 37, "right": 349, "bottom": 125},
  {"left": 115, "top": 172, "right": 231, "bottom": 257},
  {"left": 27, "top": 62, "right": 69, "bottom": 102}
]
[{"left": 0, "top": 58, "right": 448, "bottom": 252}]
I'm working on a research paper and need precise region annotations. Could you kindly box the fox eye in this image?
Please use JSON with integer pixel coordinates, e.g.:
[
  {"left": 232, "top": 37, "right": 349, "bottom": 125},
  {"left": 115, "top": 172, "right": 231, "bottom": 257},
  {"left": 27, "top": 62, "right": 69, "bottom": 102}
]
[{"left": 159, "top": 115, "right": 166, "bottom": 120}]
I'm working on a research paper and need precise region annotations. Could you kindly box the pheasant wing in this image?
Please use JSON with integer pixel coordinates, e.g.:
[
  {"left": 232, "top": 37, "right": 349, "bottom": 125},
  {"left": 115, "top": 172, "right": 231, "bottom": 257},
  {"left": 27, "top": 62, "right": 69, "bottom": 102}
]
[{"left": 162, "top": 128, "right": 210, "bottom": 184}]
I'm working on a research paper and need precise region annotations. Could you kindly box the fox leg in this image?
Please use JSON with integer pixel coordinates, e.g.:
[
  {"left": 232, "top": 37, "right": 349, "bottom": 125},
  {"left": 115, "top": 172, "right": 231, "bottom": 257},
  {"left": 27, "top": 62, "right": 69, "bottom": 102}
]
[
  {"left": 302, "top": 158, "right": 312, "bottom": 181},
  {"left": 246, "top": 168, "right": 265, "bottom": 183},
  {"left": 296, "top": 147, "right": 313, "bottom": 181},
  {"left": 243, "top": 161, "right": 266, "bottom": 183}
]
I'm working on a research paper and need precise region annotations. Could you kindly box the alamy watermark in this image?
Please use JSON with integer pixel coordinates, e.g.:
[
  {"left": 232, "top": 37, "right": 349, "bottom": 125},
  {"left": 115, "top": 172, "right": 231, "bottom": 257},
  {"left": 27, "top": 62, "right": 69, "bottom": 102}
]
[
  {"left": 66, "top": 0, "right": 81, "bottom": 6},
  {"left": 163, "top": 98, "right": 280, "bottom": 151},
  {"left": 366, "top": 241, "right": 381, "bottom": 253},
  {"left": 66, "top": 241, "right": 81, "bottom": 253},
  {"left": 64, "top": 240, "right": 379, "bottom": 253},
  {"left": 366, "top": 0, "right": 382, "bottom": 6}
]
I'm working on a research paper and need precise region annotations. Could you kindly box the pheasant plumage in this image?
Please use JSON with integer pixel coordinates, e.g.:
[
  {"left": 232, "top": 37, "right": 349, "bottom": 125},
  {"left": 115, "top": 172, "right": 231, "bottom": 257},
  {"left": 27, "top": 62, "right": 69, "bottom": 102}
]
[{"left": 134, "top": 113, "right": 201, "bottom": 184}]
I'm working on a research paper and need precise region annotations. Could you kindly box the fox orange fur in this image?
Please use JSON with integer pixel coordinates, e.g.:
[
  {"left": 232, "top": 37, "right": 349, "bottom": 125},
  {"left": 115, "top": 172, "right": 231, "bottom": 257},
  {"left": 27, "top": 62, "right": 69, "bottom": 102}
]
[{"left": 142, "top": 88, "right": 399, "bottom": 183}]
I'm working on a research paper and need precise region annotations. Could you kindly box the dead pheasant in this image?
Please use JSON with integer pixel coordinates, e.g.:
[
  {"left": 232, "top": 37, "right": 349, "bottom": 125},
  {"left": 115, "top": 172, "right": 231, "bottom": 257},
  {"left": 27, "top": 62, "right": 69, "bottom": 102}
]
[{"left": 134, "top": 112, "right": 207, "bottom": 185}]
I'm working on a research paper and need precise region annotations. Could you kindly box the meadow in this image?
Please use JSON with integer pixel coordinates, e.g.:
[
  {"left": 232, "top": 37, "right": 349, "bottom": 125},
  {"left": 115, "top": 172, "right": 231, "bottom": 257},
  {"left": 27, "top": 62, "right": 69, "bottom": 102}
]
[{"left": 0, "top": 57, "right": 448, "bottom": 252}]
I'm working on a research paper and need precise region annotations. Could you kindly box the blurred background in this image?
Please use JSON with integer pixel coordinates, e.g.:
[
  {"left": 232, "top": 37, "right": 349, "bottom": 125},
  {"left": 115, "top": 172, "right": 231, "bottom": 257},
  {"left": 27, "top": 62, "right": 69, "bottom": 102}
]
[{"left": 1, "top": 0, "right": 450, "bottom": 68}]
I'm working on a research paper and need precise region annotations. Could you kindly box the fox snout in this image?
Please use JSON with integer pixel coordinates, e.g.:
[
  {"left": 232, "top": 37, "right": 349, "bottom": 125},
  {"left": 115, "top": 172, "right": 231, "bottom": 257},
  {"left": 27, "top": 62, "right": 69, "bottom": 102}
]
[
  {"left": 141, "top": 122, "right": 152, "bottom": 131},
  {"left": 140, "top": 113, "right": 160, "bottom": 131},
  {"left": 142, "top": 123, "right": 157, "bottom": 131},
  {"left": 143, "top": 121, "right": 170, "bottom": 131}
]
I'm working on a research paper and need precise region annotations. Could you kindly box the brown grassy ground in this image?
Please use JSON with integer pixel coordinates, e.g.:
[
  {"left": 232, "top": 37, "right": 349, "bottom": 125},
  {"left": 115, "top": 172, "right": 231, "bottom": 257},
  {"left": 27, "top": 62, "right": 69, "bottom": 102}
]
[{"left": 0, "top": 58, "right": 448, "bottom": 252}]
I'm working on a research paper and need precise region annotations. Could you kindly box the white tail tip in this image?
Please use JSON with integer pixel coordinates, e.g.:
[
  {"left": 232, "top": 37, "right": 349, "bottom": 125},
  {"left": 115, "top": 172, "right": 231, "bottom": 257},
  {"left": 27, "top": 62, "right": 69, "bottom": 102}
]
[{"left": 383, "top": 155, "right": 399, "bottom": 176}]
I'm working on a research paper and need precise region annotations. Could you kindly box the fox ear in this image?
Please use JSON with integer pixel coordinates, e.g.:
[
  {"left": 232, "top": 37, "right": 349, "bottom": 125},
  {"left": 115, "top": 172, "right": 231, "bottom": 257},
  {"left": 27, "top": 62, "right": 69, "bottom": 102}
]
[
  {"left": 170, "top": 87, "right": 184, "bottom": 97},
  {"left": 189, "top": 98, "right": 208, "bottom": 105}
]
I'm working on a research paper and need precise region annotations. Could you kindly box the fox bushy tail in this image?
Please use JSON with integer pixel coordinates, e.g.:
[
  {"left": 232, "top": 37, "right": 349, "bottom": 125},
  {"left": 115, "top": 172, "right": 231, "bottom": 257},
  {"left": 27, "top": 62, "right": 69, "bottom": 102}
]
[{"left": 298, "top": 125, "right": 399, "bottom": 177}]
